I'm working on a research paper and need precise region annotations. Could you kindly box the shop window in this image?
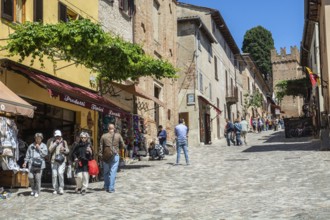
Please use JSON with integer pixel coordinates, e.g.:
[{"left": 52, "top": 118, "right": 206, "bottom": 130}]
[
  {"left": 58, "top": 2, "right": 80, "bottom": 22},
  {"left": 33, "top": 0, "right": 43, "bottom": 22},
  {"left": 1, "top": 0, "right": 25, "bottom": 23}
]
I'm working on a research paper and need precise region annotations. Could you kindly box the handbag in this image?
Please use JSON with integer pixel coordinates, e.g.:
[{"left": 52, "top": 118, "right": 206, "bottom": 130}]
[
  {"left": 31, "top": 149, "right": 42, "bottom": 169},
  {"left": 32, "top": 158, "right": 43, "bottom": 169},
  {"left": 102, "top": 134, "right": 117, "bottom": 162},
  {"left": 88, "top": 159, "right": 99, "bottom": 176},
  {"left": 55, "top": 154, "right": 65, "bottom": 164}
]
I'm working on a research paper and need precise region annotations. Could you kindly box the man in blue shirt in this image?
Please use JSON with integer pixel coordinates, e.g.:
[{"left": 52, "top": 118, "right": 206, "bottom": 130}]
[
  {"left": 157, "top": 125, "right": 167, "bottom": 148},
  {"left": 174, "top": 119, "right": 189, "bottom": 165}
]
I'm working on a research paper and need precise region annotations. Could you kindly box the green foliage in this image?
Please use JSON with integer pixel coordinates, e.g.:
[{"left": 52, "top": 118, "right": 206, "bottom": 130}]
[
  {"left": 275, "top": 78, "right": 309, "bottom": 103},
  {"left": 242, "top": 26, "right": 275, "bottom": 79},
  {"left": 243, "top": 91, "right": 263, "bottom": 114},
  {"left": 2, "top": 19, "right": 177, "bottom": 81}
]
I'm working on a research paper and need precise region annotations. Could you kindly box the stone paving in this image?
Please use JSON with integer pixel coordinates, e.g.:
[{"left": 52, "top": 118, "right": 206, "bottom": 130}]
[{"left": 2, "top": 130, "right": 330, "bottom": 220}]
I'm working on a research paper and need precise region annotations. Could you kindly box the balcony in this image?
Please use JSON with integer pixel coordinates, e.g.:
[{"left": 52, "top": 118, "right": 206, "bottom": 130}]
[{"left": 226, "top": 87, "right": 238, "bottom": 105}]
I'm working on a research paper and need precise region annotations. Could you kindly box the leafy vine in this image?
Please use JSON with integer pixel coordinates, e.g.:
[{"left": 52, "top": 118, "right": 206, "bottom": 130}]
[{"left": 1, "top": 19, "right": 177, "bottom": 81}]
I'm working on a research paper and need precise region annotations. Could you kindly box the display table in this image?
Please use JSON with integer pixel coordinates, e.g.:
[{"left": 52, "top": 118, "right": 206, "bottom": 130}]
[{"left": 0, "top": 170, "right": 29, "bottom": 188}]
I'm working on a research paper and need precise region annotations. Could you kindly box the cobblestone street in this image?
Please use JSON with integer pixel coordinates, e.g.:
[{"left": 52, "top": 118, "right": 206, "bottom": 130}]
[{"left": 2, "top": 130, "right": 330, "bottom": 219}]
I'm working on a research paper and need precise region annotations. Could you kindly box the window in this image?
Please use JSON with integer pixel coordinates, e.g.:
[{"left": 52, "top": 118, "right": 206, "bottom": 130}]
[
  {"left": 1, "top": 0, "right": 25, "bottom": 23},
  {"left": 214, "top": 56, "right": 218, "bottom": 80},
  {"left": 33, "top": 0, "right": 43, "bottom": 22},
  {"left": 2, "top": 0, "right": 14, "bottom": 21},
  {"left": 199, "top": 72, "right": 203, "bottom": 93},
  {"left": 208, "top": 44, "right": 212, "bottom": 62},
  {"left": 152, "top": 0, "right": 159, "bottom": 41},
  {"left": 209, "top": 83, "right": 212, "bottom": 100},
  {"left": 119, "top": 0, "right": 135, "bottom": 17},
  {"left": 58, "top": 2, "right": 79, "bottom": 22},
  {"left": 225, "top": 70, "right": 228, "bottom": 96},
  {"left": 197, "top": 31, "right": 201, "bottom": 51}
]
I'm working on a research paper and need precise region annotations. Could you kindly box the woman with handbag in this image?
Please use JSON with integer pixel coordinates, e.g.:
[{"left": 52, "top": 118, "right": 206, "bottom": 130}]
[
  {"left": 23, "top": 133, "right": 48, "bottom": 198},
  {"left": 71, "top": 132, "right": 93, "bottom": 195},
  {"left": 48, "top": 130, "right": 69, "bottom": 195}
]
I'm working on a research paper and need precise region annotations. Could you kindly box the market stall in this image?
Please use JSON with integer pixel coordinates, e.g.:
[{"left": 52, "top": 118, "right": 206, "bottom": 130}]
[{"left": 0, "top": 81, "right": 35, "bottom": 188}]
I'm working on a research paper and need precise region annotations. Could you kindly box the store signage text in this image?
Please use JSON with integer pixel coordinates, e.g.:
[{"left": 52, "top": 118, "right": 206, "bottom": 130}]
[{"left": 60, "top": 94, "right": 121, "bottom": 117}]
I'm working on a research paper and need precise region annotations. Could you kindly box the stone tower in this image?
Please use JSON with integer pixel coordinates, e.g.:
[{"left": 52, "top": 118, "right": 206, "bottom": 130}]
[{"left": 271, "top": 46, "right": 304, "bottom": 117}]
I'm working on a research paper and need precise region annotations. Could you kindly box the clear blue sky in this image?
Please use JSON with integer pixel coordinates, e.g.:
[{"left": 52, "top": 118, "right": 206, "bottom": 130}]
[{"left": 178, "top": 0, "right": 304, "bottom": 53}]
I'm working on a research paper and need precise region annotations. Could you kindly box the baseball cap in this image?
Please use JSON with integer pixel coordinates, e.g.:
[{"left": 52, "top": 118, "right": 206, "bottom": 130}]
[{"left": 54, "top": 130, "right": 62, "bottom": 137}]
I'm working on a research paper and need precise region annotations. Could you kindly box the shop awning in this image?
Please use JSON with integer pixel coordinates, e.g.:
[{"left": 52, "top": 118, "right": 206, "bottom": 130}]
[
  {"left": 5, "top": 61, "right": 125, "bottom": 117},
  {"left": 198, "top": 95, "right": 222, "bottom": 114},
  {"left": 110, "top": 81, "right": 165, "bottom": 107},
  {"left": 0, "top": 81, "right": 35, "bottom": 118}
]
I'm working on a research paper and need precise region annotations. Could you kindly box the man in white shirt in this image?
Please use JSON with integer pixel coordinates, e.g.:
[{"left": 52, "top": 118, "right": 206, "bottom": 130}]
[{"left": 240, "top": 117, "right": 249, "bottom": 145}]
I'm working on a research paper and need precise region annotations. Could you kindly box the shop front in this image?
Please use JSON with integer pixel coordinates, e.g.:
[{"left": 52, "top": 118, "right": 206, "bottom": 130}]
[{"left": 0, "top": 80, "right": 35, "bottom": 188}]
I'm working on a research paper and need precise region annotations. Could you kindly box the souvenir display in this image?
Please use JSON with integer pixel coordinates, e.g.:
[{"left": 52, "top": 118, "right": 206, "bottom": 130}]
[{"left": 0, "top": 117, "right": 20, "bottom": 171}]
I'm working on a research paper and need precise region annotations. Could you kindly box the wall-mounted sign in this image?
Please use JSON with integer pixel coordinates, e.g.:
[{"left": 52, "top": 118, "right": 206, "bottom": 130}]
[
  {"left": 275, "top": 108, "right": 281, "bottom": 115},
  {"left": 187, "top": 94, "right": 195, "bottom": 105}
]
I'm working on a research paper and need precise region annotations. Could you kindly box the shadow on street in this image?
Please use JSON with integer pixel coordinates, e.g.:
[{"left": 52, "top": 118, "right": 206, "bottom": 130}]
[
  {"left": 121, "top": 164, "right": 152, "bottom": 170},
  {"left": 243, "top": 130, "right": 320, "bottom": 152}
]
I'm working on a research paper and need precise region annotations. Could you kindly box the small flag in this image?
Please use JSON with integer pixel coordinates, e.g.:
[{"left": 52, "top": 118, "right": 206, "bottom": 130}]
[{"left": 306, "top": 67, "right": 320, "bottom": 87}]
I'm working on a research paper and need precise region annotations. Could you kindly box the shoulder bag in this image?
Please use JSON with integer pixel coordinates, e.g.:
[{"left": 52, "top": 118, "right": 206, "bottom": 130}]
[
  {"left": 102, "top": 133, "right": 117, "bottom": 162},
  {"left": 31, "top": 148, "right": 42, "bottom": 170}
]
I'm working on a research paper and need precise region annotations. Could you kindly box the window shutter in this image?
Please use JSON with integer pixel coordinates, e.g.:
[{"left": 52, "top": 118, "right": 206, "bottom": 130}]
[
  {"left": 58, "top": 2, "right": 67, "bottom": 22},
  {"left": 33, "top": 0, "right": 43, "bottom": 22},
  {"left": 1, "top": 0, "right": 14, "bottom": 21}
]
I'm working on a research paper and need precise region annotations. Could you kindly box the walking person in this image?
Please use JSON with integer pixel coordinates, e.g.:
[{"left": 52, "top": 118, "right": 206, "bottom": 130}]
[
  {"left": 157, "top": 125, "right": 168, "bottom": 154},
  {"left": 49, "top": 130, "right": 69, "bottom": 195},
  {"left": 225, "top": 119, "right": 235, "bottom": 146},
  {"left": 72, "top": 132, "right": 93, "bottom": 195},
  {"left": 234, "top": 119, "right": 243, "bottom": 146},
  {"left": 240, "top": 117, "right": 249, "bottom": 145},
  {"left": 99, "top": 123, "right": 125, "bottom": 193},
  {"left": 174, "top": 118, "right": 190, "bottom": 165},
  {"left": 23, "top": 133, "right": 48, "bottom": 198}
]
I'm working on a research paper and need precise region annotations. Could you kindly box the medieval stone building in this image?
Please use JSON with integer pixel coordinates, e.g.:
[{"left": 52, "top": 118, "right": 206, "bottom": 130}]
[{"left": 271, "top": 46, "right": 304, "bottom": 117}]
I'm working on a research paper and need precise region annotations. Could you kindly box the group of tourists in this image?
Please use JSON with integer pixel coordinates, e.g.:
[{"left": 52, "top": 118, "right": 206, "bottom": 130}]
[
  {"left": 225, "top": 116, "right": 285, "bottom": 146},
  {"left": 22, "top": 119, "right": 190, "bottom": 198},
  {"left": 251, "top": 117, "right": 284, "bottom": 132},
  {"left": 23, "top": 129, "right": 95, "bottom": 198}
]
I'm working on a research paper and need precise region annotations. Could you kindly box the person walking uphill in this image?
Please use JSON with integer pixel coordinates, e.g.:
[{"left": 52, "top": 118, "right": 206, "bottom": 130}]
[
  {"left": 23, "top": 133, "right": 48, "bottom": 198},
  {"left": 99, "top": 123, "right": 125, "bottom": 193},
  {"left": 72, "top": 132, "right": 93, "bottom": 195},
  {"left": 174, "top": 118, "right": 190, "bottom": 165},
  {"left": 49, "top": 130, "right": 69, "bottom": 195}
]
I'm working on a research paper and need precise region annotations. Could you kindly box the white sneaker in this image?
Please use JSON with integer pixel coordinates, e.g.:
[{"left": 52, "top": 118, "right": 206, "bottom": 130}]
[
  {"left": 59, "top": 190, "right": 64, "bottom": 195},
  {"left": 34, "top": 193, "right": 39, "bottom": 198},
  {"left": 30, "top": 191, "right": 35, "bottom": 196},
  {"left": 53, "top": 191, "right": 57, "bottom": 195}
]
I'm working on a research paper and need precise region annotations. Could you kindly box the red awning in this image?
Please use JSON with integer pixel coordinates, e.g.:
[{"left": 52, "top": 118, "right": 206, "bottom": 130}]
[
  {"left": 110, "top": 81, "right": 165, "bottom": 107},
  {"left": 6, "top": 62, "right": 124, "bottom": 117},
  {"left": 198, "top": 95, "right": 222, "bottom": 114},
  {"left": 0, "top": 81, "right": 35, "bottom": 118}
]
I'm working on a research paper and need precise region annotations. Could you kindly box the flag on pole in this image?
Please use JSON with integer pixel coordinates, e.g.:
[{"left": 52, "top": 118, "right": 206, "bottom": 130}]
[{"left": 305, "top": 67, "right": 320, "bottom": 87}]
